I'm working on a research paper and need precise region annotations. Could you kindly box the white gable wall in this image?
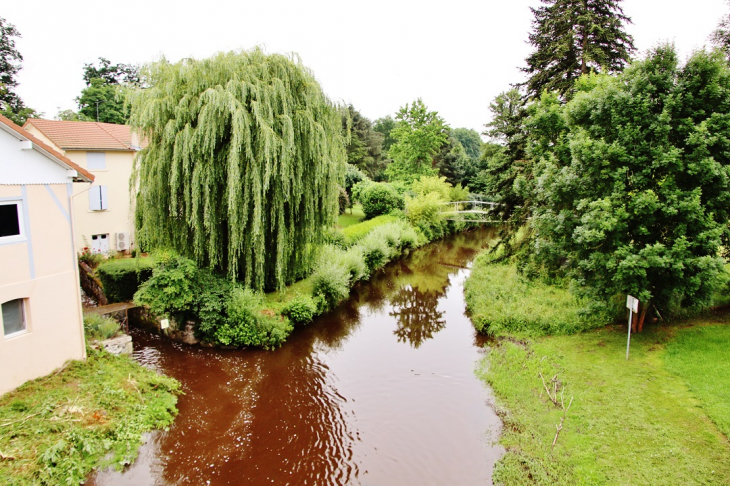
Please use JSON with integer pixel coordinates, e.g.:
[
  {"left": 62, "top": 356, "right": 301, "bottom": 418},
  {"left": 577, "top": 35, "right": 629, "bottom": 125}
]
[{"left": 0, "top": 128, "right": 72, "bottom": 185}]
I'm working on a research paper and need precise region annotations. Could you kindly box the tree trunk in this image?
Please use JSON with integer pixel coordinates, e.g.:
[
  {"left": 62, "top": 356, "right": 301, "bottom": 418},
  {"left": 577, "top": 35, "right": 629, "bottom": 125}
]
[{"left": 637, "top": 302, "right": 650, "bottom": 333}]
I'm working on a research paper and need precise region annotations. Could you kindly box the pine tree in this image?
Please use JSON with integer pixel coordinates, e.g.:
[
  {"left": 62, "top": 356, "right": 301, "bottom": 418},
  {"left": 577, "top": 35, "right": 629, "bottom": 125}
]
[
  {"left": 0, "top": 17, "right": 37, "bottom": 125},
  {"left": 522, "top": 0, "right": 635, "bottom": 99},
  {"left": 128, "top": 49, "right": 346, "bottom": 291}
]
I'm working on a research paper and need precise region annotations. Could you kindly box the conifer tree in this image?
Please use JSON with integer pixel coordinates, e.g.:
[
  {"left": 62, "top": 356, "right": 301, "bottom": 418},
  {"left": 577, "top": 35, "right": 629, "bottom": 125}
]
[
  {"left": 128, "top": 49, "right": 346, "bottom": 291},
  {"left": 522, "top": 0, "right": 635, "bottom": 99}
]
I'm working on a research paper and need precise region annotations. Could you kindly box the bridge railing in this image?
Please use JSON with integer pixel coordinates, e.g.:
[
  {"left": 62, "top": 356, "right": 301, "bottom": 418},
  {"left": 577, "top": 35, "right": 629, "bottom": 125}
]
[{"left": 438, "top": 200, "right": 503, "bottom": 223}]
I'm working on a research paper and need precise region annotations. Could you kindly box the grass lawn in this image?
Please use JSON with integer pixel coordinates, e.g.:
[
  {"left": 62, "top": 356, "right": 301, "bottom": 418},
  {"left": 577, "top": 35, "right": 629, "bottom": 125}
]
[
  {"left": 337, "top": 203, "right": 365, "bottom": 228},
  {"left": 0, "top": 348, "right": 180, "bottom": 485},
  {"left": 479, "top": 316, "right": 730, "bottom": 485}
]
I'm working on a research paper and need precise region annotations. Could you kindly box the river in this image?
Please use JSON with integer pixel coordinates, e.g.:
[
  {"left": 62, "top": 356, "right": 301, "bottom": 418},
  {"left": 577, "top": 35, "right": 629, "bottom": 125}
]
[{"left": 88, "top": 227, "right": 503, "bottom": 485}]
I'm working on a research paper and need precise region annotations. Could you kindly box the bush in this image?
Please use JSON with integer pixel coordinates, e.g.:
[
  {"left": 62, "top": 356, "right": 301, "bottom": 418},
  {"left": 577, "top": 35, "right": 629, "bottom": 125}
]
[
  {"left": 319, "top": 244, "right": 368, "bottom": 282},
  {"left": 213, "top": 287, "right": 292, "bottom": 349},
  {"left": 133, "top": 253, "right": 199, "bottom": 319},
  {"left": 351, "top": 179, "right": 374, "bottom": 204},
  {"left": 311, "top": 261, "right": 351, "bottom": 310},
  {"left": 281, "top": 294, "right": 318, "bottom": 325},
  {"left": 323, "top": 227, "right": 347, "bottom": 248},
  {"left": 97, "top": 257, "right": 155, "bottom": 303},
  {"left": 405, "top": 192, "right": 446, "bottom": 242},
  {"left": 78, "top": 247, "right": 105, "bottom": 267},
  {"left": 359, "top": 182, "right": 405, "bottom": 219},
  {"left": 83, "top": 314, "right": 122, "bottom": 341},
  {"left": 338, "top": 186, "right": 350, "bottom": 214},
  {"left": 412, "top": 175, "right": 451, "bottom": 200},
  {"left": 358, "top": 231, "right": 391, "bottom": 271},
  {"left": 345, "top": 164, "right": 368, "bottom": 199},
  {"left": 449, "top": 183, "right": 470, "bottom": 202}
]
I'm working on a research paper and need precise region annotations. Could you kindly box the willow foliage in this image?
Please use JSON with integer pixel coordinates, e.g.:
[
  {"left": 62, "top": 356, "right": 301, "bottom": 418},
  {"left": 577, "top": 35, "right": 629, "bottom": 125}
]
[{"left": 129, "top": 49, "right": 346, "bottom": 290}]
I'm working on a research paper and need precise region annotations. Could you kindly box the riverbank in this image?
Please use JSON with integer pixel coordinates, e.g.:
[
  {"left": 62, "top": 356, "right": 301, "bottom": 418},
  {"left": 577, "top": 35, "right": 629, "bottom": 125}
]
[
  {"left": 465, "top": 259, "right": 730, "bottom": 484},
  {"left": 0, "top": 348, "right": 180, "bottom": 486}
]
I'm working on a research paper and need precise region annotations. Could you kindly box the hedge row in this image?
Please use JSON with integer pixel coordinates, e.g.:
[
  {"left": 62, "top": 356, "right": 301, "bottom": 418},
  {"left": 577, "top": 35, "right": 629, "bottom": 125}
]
[{"left": 96, "top": 257, "right": 156, "bottom": 303}]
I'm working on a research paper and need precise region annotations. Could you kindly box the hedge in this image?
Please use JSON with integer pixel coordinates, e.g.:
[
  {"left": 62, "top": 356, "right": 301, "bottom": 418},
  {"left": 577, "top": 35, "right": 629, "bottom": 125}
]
[{"left": 97, "top": 257, "right": 155, "bottom": 303}]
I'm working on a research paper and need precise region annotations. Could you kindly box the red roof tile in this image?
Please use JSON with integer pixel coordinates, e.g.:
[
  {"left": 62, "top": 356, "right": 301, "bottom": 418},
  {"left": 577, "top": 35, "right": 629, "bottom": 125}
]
[
  {"left": 24, "top": 119, "right": 138, "bottom": 151},
  {"left": 0, "top": 114, "right": 94, "bottom": 182}
]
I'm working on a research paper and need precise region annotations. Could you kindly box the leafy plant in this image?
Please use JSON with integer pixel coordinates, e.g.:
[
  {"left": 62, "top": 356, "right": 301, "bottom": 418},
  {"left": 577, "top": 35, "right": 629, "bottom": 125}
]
[
  {"left": 281, "top": 294, "right": 318, "bottom": 325},
  {"left": 96, "top": 257, "right": 155, "bottom": 303},
  {"left": 133, "top": 252, "right": 199, "bottom": 320},
  {"left": 83, "top": 314, "right": 122, "bottom": 341},
  {"left": 311, "top": 261, "right": 351, "bottom": 311},
  {"left": 405, "top": 192, "right": 446, "bottom": 241},
  {"left": 358, "top": 182, "right": 405, "bottom": 219}
]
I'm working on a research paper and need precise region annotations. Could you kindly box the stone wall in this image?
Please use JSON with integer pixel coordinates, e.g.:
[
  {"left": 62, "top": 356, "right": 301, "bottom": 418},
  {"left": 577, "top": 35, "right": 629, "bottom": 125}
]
[
  {"left": 78, "top": 262, "right": 108, "bottom": 306},
  {"left": 128, "top": 307, "right": 200, "bottom": 346}
]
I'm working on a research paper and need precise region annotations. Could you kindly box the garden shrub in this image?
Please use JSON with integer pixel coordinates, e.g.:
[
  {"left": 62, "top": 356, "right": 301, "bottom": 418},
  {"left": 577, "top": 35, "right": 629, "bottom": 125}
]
[
  {"left": 195, "top": 271, "right": 235, "bottom": 338},
  {"left": 412, "top": 175, "right": 451, "bottom": 200},
  {"left": 351, "top": 179, "right": 374, "bottom": 204},
  {"left": 213, "top": 287, "right": 292, "bottom": 349},
  {"left": 97, "top": 257, "right": 155, "bottom": 303},
  {"left": 405, "top": 192, "right": 446, "bottom": 241},
  {"left": 449, "top": 183, "right": 470, "bottom": 202},
  {"left": 83, "top": 314, "right": 122, "bottom": 341},
  {"left": 133, "top": 252, "right": 200, "bottom": 320},
  {"left": 281, "top": 294, "right": 318, "bottom": 325},
  {"left": 359, "top": 182, "right": 405, "bottom": 219},
  {"left": 345, "top": 164, "right": 368, "bottom": 199},
  {"left": 358, "top": 231, "right": 391, "bottom": 271},
  {"left": 323, "top": 227, "right": 347, "bottom": 248},
  {"left": 311, "top": 261, "right": 351, "bottom": 310}
]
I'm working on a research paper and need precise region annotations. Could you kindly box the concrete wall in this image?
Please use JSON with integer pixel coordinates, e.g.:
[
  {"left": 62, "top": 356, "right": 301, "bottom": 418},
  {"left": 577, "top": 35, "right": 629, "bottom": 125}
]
[{"left": 0, "top": 183, "right": 86, "bottom": 395}]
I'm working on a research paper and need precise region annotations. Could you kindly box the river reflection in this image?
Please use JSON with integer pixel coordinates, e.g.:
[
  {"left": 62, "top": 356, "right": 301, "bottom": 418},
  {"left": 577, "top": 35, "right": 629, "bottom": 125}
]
[{"left": 88, "top": 227, "right": 502, "bottom": 486}]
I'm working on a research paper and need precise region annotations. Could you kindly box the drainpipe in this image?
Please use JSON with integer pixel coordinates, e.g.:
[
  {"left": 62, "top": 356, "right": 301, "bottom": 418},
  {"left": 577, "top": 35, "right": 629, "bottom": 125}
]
[{"left": 69, "top": 181, "right": 94, "bottom": 359}]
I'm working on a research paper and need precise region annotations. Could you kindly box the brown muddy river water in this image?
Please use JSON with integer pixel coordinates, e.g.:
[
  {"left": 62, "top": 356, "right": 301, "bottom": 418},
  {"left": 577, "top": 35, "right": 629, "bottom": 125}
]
[{"left": 88, "top": 227, "right": 503, "bottom": 485}]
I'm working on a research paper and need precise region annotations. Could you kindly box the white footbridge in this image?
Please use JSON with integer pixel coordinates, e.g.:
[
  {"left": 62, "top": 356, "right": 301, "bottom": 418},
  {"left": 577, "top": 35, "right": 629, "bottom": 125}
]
[{"left": 438, "top": 199, "right": 503, "bottom": 223}]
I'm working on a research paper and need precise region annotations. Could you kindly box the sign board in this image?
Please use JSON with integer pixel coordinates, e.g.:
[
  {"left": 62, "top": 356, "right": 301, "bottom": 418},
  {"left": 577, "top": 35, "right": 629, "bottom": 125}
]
[
  {"left": 160, "top": 318, "right": 169, "bottom": 330},
  {"left": 626, "top": 295, "right": 639, "bottom": 313}
]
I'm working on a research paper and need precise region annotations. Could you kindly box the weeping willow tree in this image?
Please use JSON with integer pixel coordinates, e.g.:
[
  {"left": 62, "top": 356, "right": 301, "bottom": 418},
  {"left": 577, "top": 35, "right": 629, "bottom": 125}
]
[{"left": 128, "top": 49, "right": 346, "bottom": 291}]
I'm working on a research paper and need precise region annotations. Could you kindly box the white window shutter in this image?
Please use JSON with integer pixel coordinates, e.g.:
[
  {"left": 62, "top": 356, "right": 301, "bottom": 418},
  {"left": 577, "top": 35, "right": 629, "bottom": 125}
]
[
  {"left": 87, "top": 152, "right": 107, "bottom": 170},
  {"left": 100, "top": 186, "right": 109, "bottom": 210},
  {"left": 89, "top": 186, "right": 101, "bottom": 211}
]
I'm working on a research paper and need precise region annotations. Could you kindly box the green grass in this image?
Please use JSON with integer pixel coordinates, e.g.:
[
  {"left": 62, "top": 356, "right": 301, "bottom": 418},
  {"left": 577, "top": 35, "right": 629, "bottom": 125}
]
[
  {"left": 664, "top": 323, "right": 730, "bottom": 438},
  {"left": 83, "top": 314, "right": 123, "bottom": 341},
  {"left": 481, "top": 324, "right": 730, "bottom": 485},
  {"left": 342, "top": 214, "right": 399, "bottom": 245},
  {"left": 464, "top": 258, "right": 607, "bottom": 336},
  {"left": 337, "top": 204, "right": 365, "bottom": 228},
  {"left": 0, "top": 348, "right": 180, "bottom": 485}
]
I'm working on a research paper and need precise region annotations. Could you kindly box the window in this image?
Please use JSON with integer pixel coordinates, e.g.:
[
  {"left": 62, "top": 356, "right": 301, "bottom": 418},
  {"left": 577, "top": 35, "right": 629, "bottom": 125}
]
[
  {"left": 0, "top": 201, "right": 24, "bottom": 242},
  {"left": 87, "top": 152, "right": 106, "bottom": 170},
  {"left": 88, "top": 185, "right": 109, "bottom": 211},
  {"left": 2, "top": 299, "right": 26, "bottom": 336}
]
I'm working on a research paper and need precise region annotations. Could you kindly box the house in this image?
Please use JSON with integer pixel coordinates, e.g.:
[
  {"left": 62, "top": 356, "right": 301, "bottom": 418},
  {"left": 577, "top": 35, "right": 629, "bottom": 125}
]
[
  {"left": 0, "top": 114, "right": 94, "bottom": 395},
  {"left": 23, "top": 119, "right": 141, "bottom": 255}
]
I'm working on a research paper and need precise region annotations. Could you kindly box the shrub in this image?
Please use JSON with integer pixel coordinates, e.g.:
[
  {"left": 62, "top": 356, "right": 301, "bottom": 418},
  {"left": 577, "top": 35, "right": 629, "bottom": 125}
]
[
  {"left": 358, "top": 232, "right": 391, "bottom": 271},
  {"left": 78, "top": 247, "right": 105, "bottom": 267},
  {"left": 323, "top": 227, "right": 347, "bottom": 248},
  {"left": 449, "top": 183, "right": 470, "bottom": 202},
  {"left": 133, "top": 253, "right": 199, "bottom": 319},
  {"left": 351, "top": 179, "right": 374, "bottom": 204},
  {"left": 359, "top": 182, "right": 405, "bottom": 219},
  {"left": 412, "top": 175, "right": 451, "bottom": 200},
  {"left": 345, "top": 164, "right": 368, "bottom": 199},
  {"left": 405, "top": 192, "right": 446, "bottom": 241},
  {"left": 195, "top": 270, "right": 235, "bottom": 338},
  {"left": 338, "top": 186, "right": 350, "bottom": 214},
  {"left": 214, "top": 287, "right": 292, "bottom": 349},
  {"left": 281, "top": 294, "right": 318, "bottom": 325},
  {"left": 83, "top": 314, "right": 122, "bottom": 341},
  {"left": 311, "top": 261, "right": 351, "bottom": 310},
  {"left": 320, "top": 244, "right": 368, "bottom": 282},
  {"left": 97, "top": 257, "right": 155, "bottom": 303}
]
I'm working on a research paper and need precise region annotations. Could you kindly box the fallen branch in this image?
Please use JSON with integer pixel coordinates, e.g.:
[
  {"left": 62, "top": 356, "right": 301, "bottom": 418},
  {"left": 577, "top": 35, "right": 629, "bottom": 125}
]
[
  {"left": 539, "top": 372, "right": 559, "bottom": 406},
  {"left": 551, "top": 396, "right": 574, "bottom": 451}
]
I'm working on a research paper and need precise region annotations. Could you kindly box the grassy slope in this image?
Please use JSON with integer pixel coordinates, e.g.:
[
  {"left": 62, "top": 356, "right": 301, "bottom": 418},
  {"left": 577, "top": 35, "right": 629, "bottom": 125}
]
[
  {"left": 0, "top": 349, "right": 180, "bottom": 486},
  {"left": 337, "top": 204, "right": 365, "bottom": 228},
  {"left": 482, "top": 325, "right": 730, "bottom": 485}
]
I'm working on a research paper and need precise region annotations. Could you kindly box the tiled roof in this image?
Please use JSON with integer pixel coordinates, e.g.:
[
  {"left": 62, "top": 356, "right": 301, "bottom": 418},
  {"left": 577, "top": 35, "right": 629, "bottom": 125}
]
[
  {"left": 0, "top": 114, "right": 94, "bottom": 182},
  {"left": 24, "top": 119, "right": 137, "bottom": 151}
]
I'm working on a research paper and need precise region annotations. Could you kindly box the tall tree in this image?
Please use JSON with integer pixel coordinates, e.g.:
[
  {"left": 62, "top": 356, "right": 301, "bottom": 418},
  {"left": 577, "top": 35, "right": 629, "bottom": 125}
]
[
  {"left": 529, "top": 46, "right": 730, "bottom": 326},
  {"left": 0, "top": 17, "right": 38, "bottom": 125},
  {"left": 77, "top": 57, "right": 139, "bottom": 123},
  {"left": 341, "top": 105, "right": 386, "bottom": 180},
  {"left": 385, "top": 99, "right": 448, "bottom": 182},
  {"left": 711, "top": 2, "right": 730, "bottom": 61},
  {"left": 373, "top": 115, "right": 396, "bottom": 153},
  {"left": 128, "top": 49, "right": 346, "bottom": 291},
  {"left": 522, "top": 0, "right": 635, "bottom": 99}
]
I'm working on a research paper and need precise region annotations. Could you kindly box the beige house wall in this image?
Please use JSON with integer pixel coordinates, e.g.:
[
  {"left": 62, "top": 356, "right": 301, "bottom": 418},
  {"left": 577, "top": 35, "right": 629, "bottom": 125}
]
[
  {"left": 22, "top": 125, "right": 136, "bottom": 255},
  {"left": 0, "top": 184, "right": 86, "bottom": 395}
]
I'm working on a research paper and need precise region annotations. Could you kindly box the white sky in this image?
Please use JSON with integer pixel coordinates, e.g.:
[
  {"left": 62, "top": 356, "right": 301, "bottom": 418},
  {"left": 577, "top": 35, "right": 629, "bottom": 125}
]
[{"left": 4, "top": 0, "right": 728, "bottom": 134}]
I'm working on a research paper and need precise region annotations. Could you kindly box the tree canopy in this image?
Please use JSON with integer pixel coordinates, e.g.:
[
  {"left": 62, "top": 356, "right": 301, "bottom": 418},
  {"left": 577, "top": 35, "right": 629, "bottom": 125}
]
[
  {"left": 77, "top": 57, "right": 140, "bottom": 123},
  {"left": 128, "top": 48, "right": 346, "bottom": 291},
  {"left": 341, "top": 105, "right": 386, "bottom": 180},
  {"left": 0, "top": 17, "right": 37, "bottom": 125},
  {"left": 385, "top": 99, "right": 448, "bottom": 182},
  {"left": 522, "top": 0, "right": 635, "bottom": 99},
  {"left": 528, "top": 46, "right": 730, "bottom": 320}
]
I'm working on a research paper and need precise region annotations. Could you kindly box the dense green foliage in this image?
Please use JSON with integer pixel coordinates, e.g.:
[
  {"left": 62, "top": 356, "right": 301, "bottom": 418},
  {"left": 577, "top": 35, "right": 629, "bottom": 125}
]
[
  {"left": 342, "top": 214, "right": 400, "bottom": 244},
  {"left": 522, "top": 0, "right": 635, "bottom": 99},
  {"left": 385, "top": 99, "right": 448, "bottom": 182},
  {"left": 342, "top": 105, "right": 386, "bottom": 179},
  {"left": 129, "top": 48, "right": 346, "bottom": 291},
  {"left": 464, "top": 257, "right": 606, "bottom": 336},
  {"left": 373, "top": 115, "right": 396, "bottom": 154},
  {"left": 664, "top": 324, "right": 730, "bottom": 438},
  {"left": 0, "top": 348, "right": 180, "bottom": 485},
  {"left": 212, "top": 287, "right": 292, "bottom": 348},
  {"left": 358, "top": 182, "right": 405, "bottom": 219},
  {"left": 479, "top": 324, "right": 730, "bottom": 484},
  {"left": 528, "top": 46, "right": 730, "bottom": 315},
  {"left": 96, "top": 257, "right": 155, "bottom": 303},
  {"left": 711, "top": 3, "right": 730, "bottom": 61},
  {"left": 280, "top": 294, "right": 319, "bottom": 325},
  {"left": 76, "top": 57, "right": 140, "bottom": 123},
  {"left": 83, "top": 314, "right": 122, "bottom": 341},
  {"left": 0, "top": 17, "right": 37, "bottom": 125}
]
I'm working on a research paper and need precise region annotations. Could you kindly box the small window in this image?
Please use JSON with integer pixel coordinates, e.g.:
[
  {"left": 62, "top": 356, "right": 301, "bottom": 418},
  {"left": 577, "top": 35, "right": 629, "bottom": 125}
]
[
  {"left": 2, "top": 299, "right": 26, "bottom": 336},
  {"left": 0, "top": 201, "right": 24, "bottom": 241},
  {"left": 87, "top": 152, "right": 106, "bottom": 170},
  {"left": 88, "top": 186, "right": 109, "bottom": 211}
]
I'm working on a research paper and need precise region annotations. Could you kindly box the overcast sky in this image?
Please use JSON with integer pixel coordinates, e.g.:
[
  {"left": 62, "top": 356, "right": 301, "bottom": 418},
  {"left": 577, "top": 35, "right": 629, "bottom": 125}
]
[{"left": 4, "top": 0, "right": 728, "bottom": 134}]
